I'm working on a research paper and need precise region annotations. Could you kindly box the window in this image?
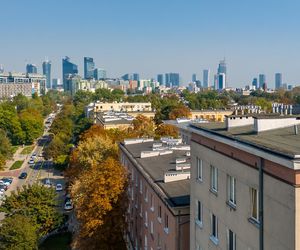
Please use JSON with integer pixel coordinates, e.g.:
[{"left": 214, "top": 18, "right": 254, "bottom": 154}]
[
  {"left": 210, "top": 166, "right": 218, "bottom": 192},
  {"left": 227, "top": 175, "right": 236, "bottom": 206},
  {"left": 140, "top": 179, "right": 143, "bottom": 193},
  {"left": 196, "top": 157, "right": 203, "bottom": 181},
  {"left": 210, "top": 213, "right": 218, "bottom": 244},
  {"left": 145, "top": 235, "right": 148, "bottom": 250},
  {"left": 145, "top": 211, "right": 148, "bottom": 227},
  {"left": 250, "top": 187, "right": 259, "bottom": 222},
  {"left": 158, "top": 205, "right": 162, "bottom": 222},
  {"left": 145, "top": 186, "right": 148, "bottom": 202},
  {"left": 164, "top": 213, "right": 169, "bottom": 233},
  {"left": 196, "top": 200, "right": 202, "bottom": 226},
  {"left": 150, "top": 194, "right": 154, "bottom": 211},
  {"left": 150, "top": 221, "right": 154, "bottom": 235},
  {"left": 131, "top": 169, "right": 135, "bottom": 181},
  {"left": 131, "top": 188, "right": 134, "bottom": 201},
  {"left": 157, "top": 233, "right": 161, "bottom": 249},
  {"left": 140, "top": 203, "right": 143, "bottom": 217},
  {"left": 227, "top": 229, "right": 236, "bottom": 250},
  {"left": 136, "top": 174, "right": 138, "bottom": 187}
]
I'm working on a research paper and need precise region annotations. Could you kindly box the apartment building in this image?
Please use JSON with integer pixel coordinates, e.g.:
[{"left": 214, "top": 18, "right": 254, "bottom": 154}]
[
  {"left": 0, "top": 72, "right": 46, "bottom": 98},
  {"left": 189, "top": 114, "right": 300, "bottom": 249},
  {"left": 119, "top": 138, "right": 191, "bottom": 250}
]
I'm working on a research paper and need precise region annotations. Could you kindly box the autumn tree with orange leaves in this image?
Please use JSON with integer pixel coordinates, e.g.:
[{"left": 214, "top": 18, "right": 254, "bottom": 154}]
[
  {"left": 169, "top": 106, "right": 191, "bottom": 120},
  {"left": 155, "top": 124, "right": 179, "bottom": 139}
]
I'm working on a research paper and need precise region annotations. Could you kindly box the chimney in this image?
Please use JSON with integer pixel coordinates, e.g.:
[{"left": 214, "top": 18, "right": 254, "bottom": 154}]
[{"left": 295, "top": 125, "right": 298, "bottom": 135}]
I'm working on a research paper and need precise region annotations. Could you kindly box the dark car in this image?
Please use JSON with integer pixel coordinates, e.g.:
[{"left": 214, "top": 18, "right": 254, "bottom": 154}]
[
  {"left": 19, "top": 172, "right": 28, "bottom": 179},
  {"left": 0, "top": 184, "right": 8, "bottom": 191}
]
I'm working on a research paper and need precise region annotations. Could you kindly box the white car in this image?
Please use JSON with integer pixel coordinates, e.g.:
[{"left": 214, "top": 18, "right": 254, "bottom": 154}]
[
  {"left": 28, "top": 159, "right": 35, "bottom": 165},
  {"left": 55, "top": 183, "right": 63, "bottom": 191},
  {"left": 64, "top": 201, "right": 73, "bottom": 211}
]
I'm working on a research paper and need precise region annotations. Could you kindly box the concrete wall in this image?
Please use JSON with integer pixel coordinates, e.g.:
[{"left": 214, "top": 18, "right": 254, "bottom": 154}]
[
  {"left": 190, "top": 141, "right": 296, "bottom": 250},
  {"left": 226, "top": 116, "right": 254, "bottom": 129},
  {"left": 255, "top": 117, "right": 300, "bottom": 132}
]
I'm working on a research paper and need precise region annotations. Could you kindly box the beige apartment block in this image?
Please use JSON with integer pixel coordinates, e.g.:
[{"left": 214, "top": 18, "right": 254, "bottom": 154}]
[
  {"left": 189, "top": 115, "right": 300, "bottom": 250},
  {"left": 120, "top": 138, "right": 191, "bottom": 250}
]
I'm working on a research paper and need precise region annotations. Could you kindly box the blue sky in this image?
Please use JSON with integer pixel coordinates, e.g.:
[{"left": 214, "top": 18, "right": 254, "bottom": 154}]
[{"left": 1, "top": 0, "right": 300, "bottom": 87}]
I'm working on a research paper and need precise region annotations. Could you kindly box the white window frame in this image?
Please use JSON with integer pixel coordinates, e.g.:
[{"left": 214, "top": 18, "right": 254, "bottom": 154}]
[
  {"left": 227, "top": 175, "right": 236, "bottom": 206},
  {"left": 210, "top": 166, "right": 218, "bottom": 192},
  {"left": 145, "top": 186, "right": 148, "bottom": 202},
  {"left": 250, "top": 187, "right": 259, "bottom": 222},
  {"left": 196, "top": 157, "right": 203, "bottom": 181},
  {"left": 150, "top": 221, "right": 154, "bottom": 235},
  {"left": 164, "top": 213, "right": 169, "bottom": 234},
  {"left": 227, "top": 229, "right": 236, "bottom": 250},
  {"left": 158, "top": 205, "right": 162, "bottom": 223},
  {"left": 145, "top": 211, "right": 148, "bottom": 227},
  {"left": 210, "top": 213, "right": 219, "bottom": 245},
  {"left": 140, "top": 179, "right": 143, "bottom": 193},
  {"left": 150, "top": 193, "right": 154, "bottom": 211}
]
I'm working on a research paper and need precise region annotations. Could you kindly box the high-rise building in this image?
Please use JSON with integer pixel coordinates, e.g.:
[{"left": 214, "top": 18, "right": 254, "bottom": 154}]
[
  {"left": 217, "top": 59, "right": 227, "bottom": 82},
  {"left": 165, "top": 73, "right": 180, "bottom": 87},
  {"left": 26, "top": 64, "right": 37, "bottom": 74},
  {"left": 94, "top": 68, "right": 107, "bottom": 80},
  {"left": 62, "top": 56, "right": 78, "bottom": 91},
  {"left": 84, "top": 57, "right": 95, "bottom": 79},
  {"left": 217, "top": 73, "right": 226, "bottom": 90},
  {"left": 203, "top": 69, "right": 210, "bottom": 88},
  {"left": 0, "top": 65, "right": 4, "bottom": 74},
  {"left": 42, "top": 60, "right": 51, "bottom": 89},
  {"left": 133, "top": 73, "right": 140, "bottom": 81},
  {"left": 157, "top": 74, "right": 164, "bottom": 85},
  {"left": 275, "top": 73, "right": 282, "bottom": 90},
  {"left": 252, "top": 78, "right": 258, "bottom": 89},
  {"left": 192, "top": 74, "right": 197, "bottom": 82},
  {"left": 52, "top": 78, "right": 61, "bottom": 90},
  {"left": 259, "top": 74, "right": 266, "bottom": 89}
]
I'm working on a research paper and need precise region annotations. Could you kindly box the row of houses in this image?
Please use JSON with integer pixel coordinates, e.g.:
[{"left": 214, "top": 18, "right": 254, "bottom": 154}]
[{"left": 119, "top": 114, "right": 300, "bottom": 250}]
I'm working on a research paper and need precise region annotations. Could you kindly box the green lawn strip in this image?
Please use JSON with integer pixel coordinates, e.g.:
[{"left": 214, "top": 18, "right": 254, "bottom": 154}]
[
  {"left": 9, "top": 160, "right": 24, "bottom": 170},
  {"left": 39, "top": 232, "right": 72, "bottom": 250},
  {"left": 11, "top": 145, "right": 20, "bottom": 154},
  {"left": 20, "top": 145, "right": 35, "bottom": 155}
]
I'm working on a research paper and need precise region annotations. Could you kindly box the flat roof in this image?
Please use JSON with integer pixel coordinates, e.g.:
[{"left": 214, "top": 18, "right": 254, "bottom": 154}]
[
  {"left": 191, "top": 122, "right": 300, "bottom": 158},
  {"left": 121, "top": 141, "right": 190, "bottom": 208}
]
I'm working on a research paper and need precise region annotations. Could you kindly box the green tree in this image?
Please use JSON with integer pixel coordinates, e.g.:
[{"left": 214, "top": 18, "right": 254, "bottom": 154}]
[
  {"left": 93, "top": 88, "right": 112, "bottom": 102},
  {"left": 0, "top": 184, "right": 63, "bottom": 237},
  {"left": 0, "top": 129, "right": 13, "bottom": 169},
  {"left": 12, "top": 93, "right": 29, "bottom": 112},
  {"left": 0, "top": 214, "right": 38, "bottom": 250}
]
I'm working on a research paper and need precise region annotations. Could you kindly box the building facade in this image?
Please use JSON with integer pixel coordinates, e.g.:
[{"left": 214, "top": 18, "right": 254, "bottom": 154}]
[
  {"left": 94, "top": 68, "right": 106, "bottom": 80},
  {"left": 84, "top": 57, "right": 95, "bottom": 79},
  {"left": 165, "top": 73, "right": 180, "bottom": 88},
  {"left": 42, "top": 60, "right": 51, "bottom": 89},
  {"left": 157, "top": 74, "right": 164, "bottom": 86},
  {"left": 120, "top": 138, "right": 190, "bottom": 250},
  {"left": 62, "top": 56, "right": 78, "bottom": 90},
  {"left": 258, "top": 74, "right": 266, "bottom": 89},
  {"left": 26, "top": 63, "right": 37, "bottom": 74},
  {"left": 189, "top": 115, "right": 300, "bottom": 250},
  {"left": 275, "top": 73, "right": 282, "bottom": 90},
  {"left": 0, "top": 72, "right": 46, "bottom": 98},
  {"left": 203, "top": 70, "right": 210, "bottom": 88}
]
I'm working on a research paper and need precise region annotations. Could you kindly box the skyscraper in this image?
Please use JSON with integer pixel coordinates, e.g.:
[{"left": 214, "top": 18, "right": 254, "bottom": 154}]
[
  {"left": 94, "top": 68, "right": 107, "bottom": 80},
  {"left": 62, "top": 56, "right": 78, "bottom": 91},
  {"left": 84, "top": 57, "right": 95, "bottom": 79},
  {"left": 26, "top": 64, "right": 37, "bottom": 74},
  {"left": 165, "top": 73, "right": 180, "bottom": 87},
  {"left": 133, "top": 73, "right": 140, "bottom": 81},
  {"left": 252, "top": 78, "right": 258, "bottom": 89},
  {"left": 259, "top": 74, "right": 266, "bottom": 89},
  {"left": 42, "top": 60, "right": 51, "bottom": 89},
  {"left": 0, "top": 65, "right": 4, "bottom": 73},
  {"left": 275, "top": 73, "right": 282, "bottom": 90},
  {"left": 217, "top": 59, "right": 226, "bottom": 77},
  {"left": 203, "top": 69, "right": 210, "bottom": 88},
  {"left": 192, "top": 74, "right": 197, "bottom": 82},
  {"left": 218, "top": 73, "right": 226, "bottom": 90},
  {"left": 157, "top": 74, "right": 164, "bottom": 85}
]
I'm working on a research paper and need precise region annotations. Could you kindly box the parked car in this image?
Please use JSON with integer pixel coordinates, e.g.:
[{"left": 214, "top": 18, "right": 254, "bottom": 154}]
[
  {"left": 28, "top": 159, "right": 35, "bottom": 165},
  {"left": 64, "top": 201, "right": 73, "bottom": 211},
  {"left": 55, "top": 183, "right": 63, "bottom": 191},
  {"left": 32, "top": 152, "right": 37, "bottom": 157},
  {"left": 2, "top": 177, "right": 13, "bottom": 185},
  {"left": 19, "top": 172, "right": 28, "bottom": 179},
  {"left": 0, "top": 184, "right": 7, "bottom": 192}
]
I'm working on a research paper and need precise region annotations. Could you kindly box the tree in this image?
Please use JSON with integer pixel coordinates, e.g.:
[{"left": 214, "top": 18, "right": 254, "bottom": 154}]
[
  {"left": 19, "top": 109, "right": 44, "bottom": 144},
  {"left": 93, "top": 88, "right": 112, "bottom": 102},
  {"left": 111, "top": 89, "right": 125, "bottom": 102},
  {"left": 131, "top": 115, "right": 155, "bottom": 137},
  {"left": 169, "top": 106, "right": 191, "bottom": 120},
  {"left": 0, "top": 214, "right": 38, "bottom": 250},
  {"left": 0, "top": 184, "right": 63, "bottom": 237},
  {"left": 155, "top": 124, "right": 179, "bottom": 139},
  {"left": 12, "top": 93, "right": 29, "bottom": 112},
  {"left": 0, "top": 129, "right": 13, "bottom": 170}
]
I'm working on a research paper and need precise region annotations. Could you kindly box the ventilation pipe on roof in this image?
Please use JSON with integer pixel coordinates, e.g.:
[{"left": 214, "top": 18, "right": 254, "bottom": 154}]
[{"left": 294, "top": 125, "right": 298, "bottom": 135}]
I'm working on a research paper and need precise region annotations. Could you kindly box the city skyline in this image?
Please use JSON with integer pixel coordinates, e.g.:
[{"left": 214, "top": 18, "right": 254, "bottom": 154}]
[{"left": 1, "top": 0, "right": 300, "bottom": 87}]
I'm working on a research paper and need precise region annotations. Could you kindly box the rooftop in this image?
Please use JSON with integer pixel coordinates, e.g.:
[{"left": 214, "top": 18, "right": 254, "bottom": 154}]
[
  {"left": 191, "top": 121, "right": 300, "bottom": 158},
  {"left": 121, "top": 140, "right": 190, "bottom": 208}
]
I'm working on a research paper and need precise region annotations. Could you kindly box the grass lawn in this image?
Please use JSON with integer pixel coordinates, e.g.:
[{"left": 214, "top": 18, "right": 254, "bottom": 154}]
[
  {"left": 9, "top": 160, "right": 24, "bottom": 170},
  {"left": 20, "top": 145, "right": 34, "bottom": 155},
  {"left": 39, "top": 232, "right": 72, "bottom": 250},
  {"left": 11, "top": 145, "right": 20, "bottom": 154}
]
